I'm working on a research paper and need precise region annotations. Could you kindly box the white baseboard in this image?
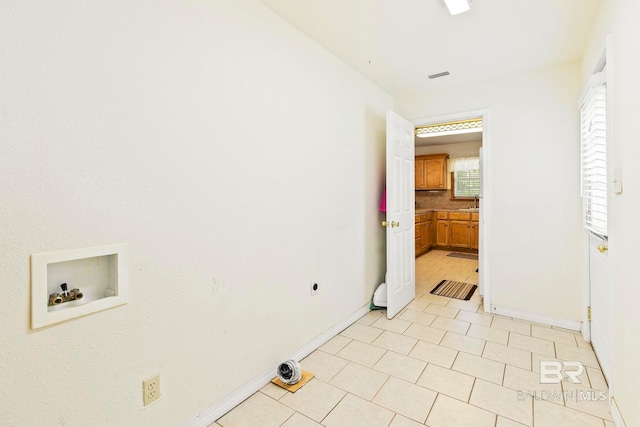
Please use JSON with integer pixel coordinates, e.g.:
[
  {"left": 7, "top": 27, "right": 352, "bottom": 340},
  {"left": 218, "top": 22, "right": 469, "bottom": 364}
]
[
  {"left": 610, "top": 397, "right": 627, "bottom": 427},
  {"left": 181, "top": 304, "right": 371, "bottom": 427},
  {"left": 491, "top": 305, "right": 582, "bottom": 331}
]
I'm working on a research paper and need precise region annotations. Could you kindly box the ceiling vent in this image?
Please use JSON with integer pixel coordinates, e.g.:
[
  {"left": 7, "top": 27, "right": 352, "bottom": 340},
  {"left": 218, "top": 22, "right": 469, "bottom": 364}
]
[{"left": 428, "top": 71, "right": 450, "bottom": 79}]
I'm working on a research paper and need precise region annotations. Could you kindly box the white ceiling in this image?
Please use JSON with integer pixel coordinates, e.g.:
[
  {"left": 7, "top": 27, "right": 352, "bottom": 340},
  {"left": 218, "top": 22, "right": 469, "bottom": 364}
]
[{"left": 259, "top": 0, "right": 602, "bottom": 97}]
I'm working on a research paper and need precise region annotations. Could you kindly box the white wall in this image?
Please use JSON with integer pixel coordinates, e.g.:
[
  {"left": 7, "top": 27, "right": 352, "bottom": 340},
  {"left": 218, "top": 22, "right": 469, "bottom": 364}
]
[
  {"left": 397, "top": 61, "right": 583, "bottom": 320},
  {"left": 0, "top": 0, "right": 392, "bottom": 425},
  {"left": 582, "top": 1, "right": 640, "bottom": 425}
]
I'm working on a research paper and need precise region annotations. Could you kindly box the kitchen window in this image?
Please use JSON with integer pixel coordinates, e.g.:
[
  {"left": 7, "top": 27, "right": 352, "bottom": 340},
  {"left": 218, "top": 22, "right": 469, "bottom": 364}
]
[{"left": 450, "top": 156, "right": 480, "bottom": 199}]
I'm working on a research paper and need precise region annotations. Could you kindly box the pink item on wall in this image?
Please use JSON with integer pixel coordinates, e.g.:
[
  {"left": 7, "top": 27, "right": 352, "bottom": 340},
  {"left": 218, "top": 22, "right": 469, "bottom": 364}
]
[{"left": 379, "top": 187, "right": 386, "bottom": 213}]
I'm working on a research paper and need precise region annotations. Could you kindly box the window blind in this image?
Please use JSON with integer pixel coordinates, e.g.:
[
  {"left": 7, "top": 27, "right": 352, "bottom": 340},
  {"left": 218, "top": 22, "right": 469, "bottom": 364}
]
[
  {"left": 451, "top": 157, "right": 480, "bottom": 197},
  {"left": 454, "top": 169, "right": 480, "bottom": 197},
  {"left": 580, "top": 77, "right": 607, "bottom": 238}
]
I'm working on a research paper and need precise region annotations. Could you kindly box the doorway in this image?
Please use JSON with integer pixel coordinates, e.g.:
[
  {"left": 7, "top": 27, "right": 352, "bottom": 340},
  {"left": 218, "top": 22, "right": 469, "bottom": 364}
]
[{"left": 413, "top": 109, "right": 490, "bottom": 313}]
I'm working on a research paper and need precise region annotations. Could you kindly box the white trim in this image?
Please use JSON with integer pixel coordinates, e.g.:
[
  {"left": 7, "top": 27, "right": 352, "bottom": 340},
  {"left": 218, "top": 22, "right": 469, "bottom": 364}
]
[
  {"left": 412, "top": 109, "right": 489, "bottom": 128},
  {"left": 603, "top": 32, "right": 616, "bottom": 398},
  {"left": 581, "top": 229, "right": 591, "bottom": 343},
  {"left": 610, "top": 397, "right": 627, "bottom": 427},
  {"left": 479, "top": 110, "right": 491, "bottom": 314},
  {"left": 491, "top": 305, "right": 582, "bottom": 331},
  {"left": 181, "top": 304, "right": 371, "bottom": 427},
  {"left": 412, "top": 108, "right": 491, "bottom": 313},
  {"left": 580, "top": 316, "right": 591, "bottom": 343}
]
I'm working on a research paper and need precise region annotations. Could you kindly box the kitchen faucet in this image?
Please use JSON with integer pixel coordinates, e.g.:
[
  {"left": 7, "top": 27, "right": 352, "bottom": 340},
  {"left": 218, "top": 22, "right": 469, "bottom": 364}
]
[{"left": 474, "top": 194, "right": 479, "bottom": 209}]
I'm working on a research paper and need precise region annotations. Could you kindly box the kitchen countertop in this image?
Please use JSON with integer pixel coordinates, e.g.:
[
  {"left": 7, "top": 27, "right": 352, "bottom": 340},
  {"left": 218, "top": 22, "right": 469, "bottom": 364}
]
[{"left": 415, "top": 208, "right": 479, "bottom": 214}]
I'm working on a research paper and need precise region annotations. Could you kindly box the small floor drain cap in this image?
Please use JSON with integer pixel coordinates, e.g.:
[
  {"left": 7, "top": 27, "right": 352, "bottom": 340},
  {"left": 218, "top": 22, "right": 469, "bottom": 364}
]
[{"left": 277, "top": 360, "right": 302, "bottom": 385}]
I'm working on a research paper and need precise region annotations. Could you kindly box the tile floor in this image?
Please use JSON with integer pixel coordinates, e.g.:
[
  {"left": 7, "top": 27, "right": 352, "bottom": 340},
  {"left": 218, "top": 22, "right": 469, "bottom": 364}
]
[{"left": 214, "top": 250, "right": 612, "bottom": 427}]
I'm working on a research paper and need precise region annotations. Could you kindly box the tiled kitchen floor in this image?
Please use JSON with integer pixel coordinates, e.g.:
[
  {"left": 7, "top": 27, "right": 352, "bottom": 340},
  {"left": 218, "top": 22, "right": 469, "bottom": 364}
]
[{"left": 213, "top": 250, "right": 613, "bottom": 427}]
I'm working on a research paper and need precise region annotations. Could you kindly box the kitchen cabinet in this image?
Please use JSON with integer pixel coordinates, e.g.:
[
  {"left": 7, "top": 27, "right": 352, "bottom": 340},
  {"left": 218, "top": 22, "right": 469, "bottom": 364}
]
[
  {"left": 415, "top": 160, "right": 425, "bottom": 189},
  {"left": 435, "top": 211, "right": 479, "bottom": 251},
  {"left": 415, "top": 218, "right": 421, "bottom": 256},
  {"left": 421, "top": 220, "right": 432, "bottom": 253},
  {"left": 449, "top": 212, "right": 470, "bottom": 248},
  {"left": 415, "top": 212, "right": 433, "bottom": 257},
  {"left": 449, "top": 220, "right": 470, "bottom": 247},
  {"left": 436, "top": 221, "right": 449, "bottom": 246},
  {"left": 431, "top": 219, "right": 438, "bottom": 246},
  {"left": 436, "top": 212, "right": 449, "bottom": 246},
  {"left": 415, "top": 153, "right": 448, "bottom": 190},
  {"left": 470, "top": 212, "right": 479, "bottom": 249}
]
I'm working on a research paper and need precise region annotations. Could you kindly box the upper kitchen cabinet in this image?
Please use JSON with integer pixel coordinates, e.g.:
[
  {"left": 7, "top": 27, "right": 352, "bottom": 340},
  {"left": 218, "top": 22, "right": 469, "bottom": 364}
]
[{"left": 415, "top": 153, "right": 449, "bottom": 190}]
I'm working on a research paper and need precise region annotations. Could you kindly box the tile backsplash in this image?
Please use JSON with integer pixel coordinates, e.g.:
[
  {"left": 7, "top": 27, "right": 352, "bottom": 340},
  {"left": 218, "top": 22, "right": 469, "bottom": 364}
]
[{"left": 416, "top": 190, "right": 479, "bottom": 210}]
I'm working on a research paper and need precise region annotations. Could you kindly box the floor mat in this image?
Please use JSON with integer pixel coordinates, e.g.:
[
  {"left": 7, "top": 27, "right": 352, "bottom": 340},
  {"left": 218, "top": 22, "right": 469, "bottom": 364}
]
[
  {"left": 430, "top": 279, "right": 477, "bottom": 300},
  {"left": 447, "top": 252, "right": 478, "bottom": 260}
]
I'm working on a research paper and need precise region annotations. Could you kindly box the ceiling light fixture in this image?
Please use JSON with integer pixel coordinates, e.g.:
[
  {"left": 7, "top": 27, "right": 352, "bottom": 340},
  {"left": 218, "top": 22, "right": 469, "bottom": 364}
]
[
  {"left": 443, "top": 0, "right": 472, "bottom": 15},
  {"left": 415, "top": 118, "right": 483, "bottom": 138}
]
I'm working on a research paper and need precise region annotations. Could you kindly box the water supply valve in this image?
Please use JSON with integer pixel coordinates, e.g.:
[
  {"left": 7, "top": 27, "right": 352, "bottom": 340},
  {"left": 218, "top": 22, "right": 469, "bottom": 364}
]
[{"left": 48, "top": 283, "right": 83, "bottom": 306}]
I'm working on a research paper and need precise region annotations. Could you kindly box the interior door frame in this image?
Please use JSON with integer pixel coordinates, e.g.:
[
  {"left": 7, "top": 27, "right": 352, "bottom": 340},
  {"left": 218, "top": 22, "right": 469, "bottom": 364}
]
[{"left": 413, "top": 108, "right": 491, "bottom": 313}]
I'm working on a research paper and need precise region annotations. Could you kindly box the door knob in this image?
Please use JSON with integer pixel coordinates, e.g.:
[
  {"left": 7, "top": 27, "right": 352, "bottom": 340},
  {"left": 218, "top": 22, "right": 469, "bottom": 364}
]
[
  {"left": 381, "top": 221, "right": 400, "bottom": 228},
  {"left": 597, "top": 244, "right": 608, "bottom": 253}
]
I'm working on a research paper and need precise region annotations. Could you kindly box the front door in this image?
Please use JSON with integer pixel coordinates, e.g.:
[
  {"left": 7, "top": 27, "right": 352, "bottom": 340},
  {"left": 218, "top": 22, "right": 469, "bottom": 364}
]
[
  {"left": 385, "top": 110, "right": 415, "bottom": 319},
  {"left": 581, "top": 66, "right": 611, "bottom": 383}
]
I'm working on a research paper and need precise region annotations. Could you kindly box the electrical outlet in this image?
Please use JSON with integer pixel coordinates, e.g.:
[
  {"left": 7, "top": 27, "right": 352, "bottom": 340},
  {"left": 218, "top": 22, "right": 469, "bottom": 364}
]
[
  {"left": 310, "top": 282, "right": 318, "bottom": 296},
  {"left": 143, "top": 374, "right": 160, "bottom": 406}
]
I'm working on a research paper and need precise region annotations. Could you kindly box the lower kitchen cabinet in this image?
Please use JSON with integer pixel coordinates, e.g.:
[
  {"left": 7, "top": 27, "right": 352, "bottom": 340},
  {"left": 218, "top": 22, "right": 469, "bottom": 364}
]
[
  {"left": 421, "top": 221, "right": 432, "bottom": 253},
  {"left": 449, "top": 220, "right": 470, "bottom": 247},
  {"left": 415, "top": 212, "right": 434, "bottom": 257},
  {"left": 435, "top": 211, "right": 479, "bottom": 252},
  {"left": 417, "top": 211, "right": 478, "bottom": 253},
  {"left": 431, "top": 221, "right": 437, "bottom": 247},
  {"left": 470, "top": 221, "right": 479, "bottom": 249},
  {"left": 436, "top": 220, "right": 449, "bottom": 246}
]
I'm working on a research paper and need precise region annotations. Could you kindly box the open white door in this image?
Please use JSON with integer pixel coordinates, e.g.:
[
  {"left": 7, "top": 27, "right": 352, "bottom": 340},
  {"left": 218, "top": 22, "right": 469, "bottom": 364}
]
[{"left": 385, "top": 110, "right": 415, "bottom": 319}]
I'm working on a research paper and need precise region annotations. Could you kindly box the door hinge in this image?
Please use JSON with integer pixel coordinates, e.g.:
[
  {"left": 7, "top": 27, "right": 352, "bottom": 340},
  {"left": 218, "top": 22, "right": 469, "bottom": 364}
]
[{"left": 587, "top": 307, "right": 592, "bottom": 321}]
